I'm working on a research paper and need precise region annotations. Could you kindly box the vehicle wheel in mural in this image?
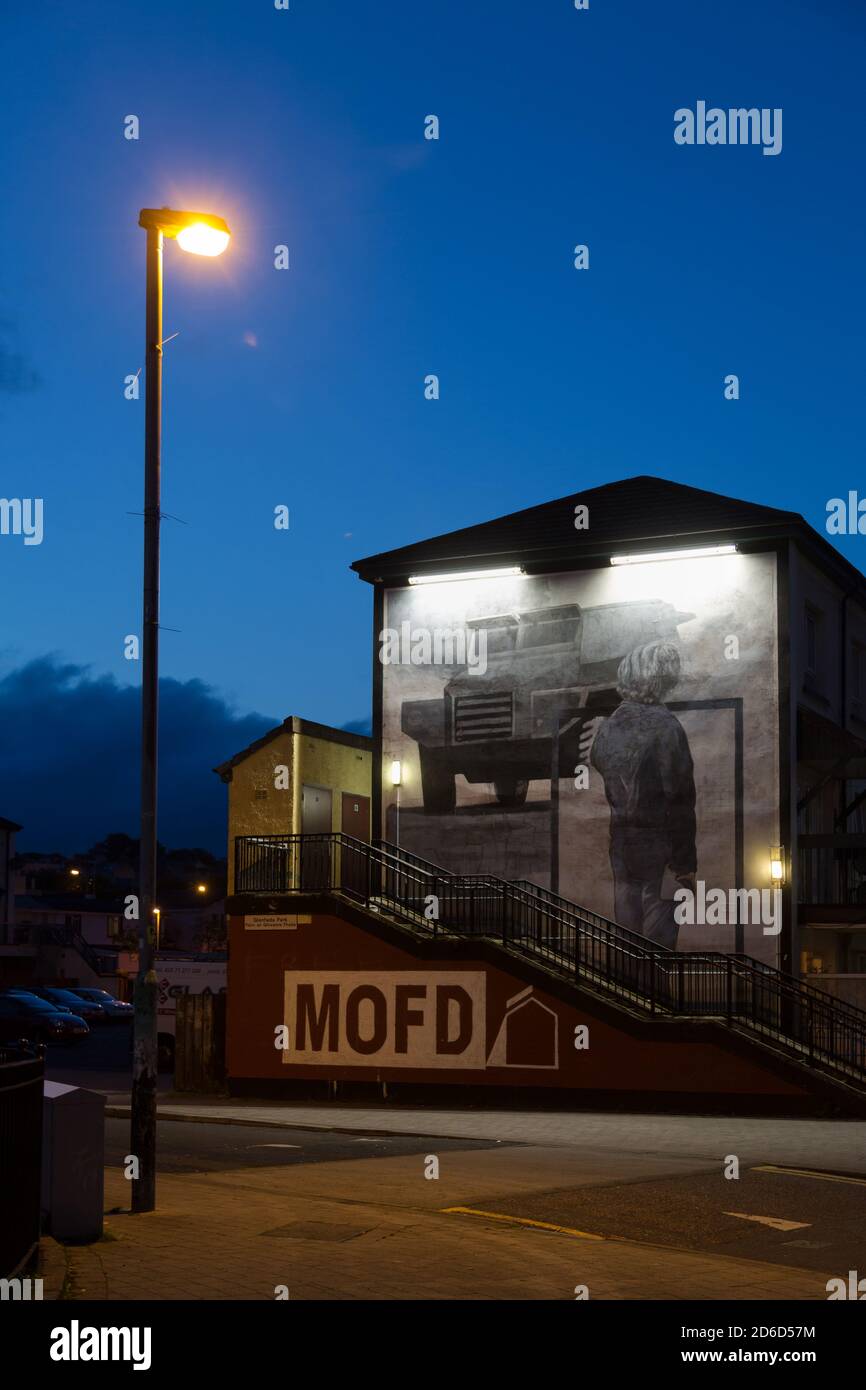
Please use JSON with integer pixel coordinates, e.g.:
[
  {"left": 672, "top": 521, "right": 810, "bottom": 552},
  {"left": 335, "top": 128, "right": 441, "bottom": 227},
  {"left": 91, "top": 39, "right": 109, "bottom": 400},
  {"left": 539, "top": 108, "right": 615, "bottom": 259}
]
[
  {"left": 493, "top": 778, "right": 529, "bottom": 807},
  {"left": 419, "top": 746, "right": 456, "bottom": 813}
]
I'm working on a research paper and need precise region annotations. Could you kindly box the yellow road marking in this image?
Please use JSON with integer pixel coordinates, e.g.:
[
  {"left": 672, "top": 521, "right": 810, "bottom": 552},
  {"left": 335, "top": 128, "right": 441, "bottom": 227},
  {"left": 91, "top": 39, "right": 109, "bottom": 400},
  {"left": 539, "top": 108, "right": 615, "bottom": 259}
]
[
  {"left": 752, "top": 1164, "right": 866, "bottom": 1187},
  {"left": 441, "top": 1205, "right": 605, "bottom": 1241}
]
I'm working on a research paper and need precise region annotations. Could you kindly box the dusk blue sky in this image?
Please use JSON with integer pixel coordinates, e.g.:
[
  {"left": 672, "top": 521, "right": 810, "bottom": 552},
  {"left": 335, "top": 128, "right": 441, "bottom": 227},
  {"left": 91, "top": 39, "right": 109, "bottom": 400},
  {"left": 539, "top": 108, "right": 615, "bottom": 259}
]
[{"left": 2, "top": 0, "right": 865, "bottom": 851}]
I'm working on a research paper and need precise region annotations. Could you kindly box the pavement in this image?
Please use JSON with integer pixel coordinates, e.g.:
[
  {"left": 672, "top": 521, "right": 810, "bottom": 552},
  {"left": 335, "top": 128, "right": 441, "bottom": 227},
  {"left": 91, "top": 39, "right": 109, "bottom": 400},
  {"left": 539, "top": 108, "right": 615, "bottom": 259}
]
[
  {"left": 102, "top": 1095, "right": 866, "bottom": 1174},
  {"left": 55, "top": 1144, "right": 836, "bottom": 1303},
  {"left": 46, "top": 1104, "right": 865, "bottom": 1302}
]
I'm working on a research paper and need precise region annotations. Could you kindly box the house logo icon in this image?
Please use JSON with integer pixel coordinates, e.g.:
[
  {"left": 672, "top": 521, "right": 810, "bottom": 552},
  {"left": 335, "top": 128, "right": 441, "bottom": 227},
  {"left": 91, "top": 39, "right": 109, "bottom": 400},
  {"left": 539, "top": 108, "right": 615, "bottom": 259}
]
[{"left": 487, "top": 986, "right": 559, "bottom": 1069}]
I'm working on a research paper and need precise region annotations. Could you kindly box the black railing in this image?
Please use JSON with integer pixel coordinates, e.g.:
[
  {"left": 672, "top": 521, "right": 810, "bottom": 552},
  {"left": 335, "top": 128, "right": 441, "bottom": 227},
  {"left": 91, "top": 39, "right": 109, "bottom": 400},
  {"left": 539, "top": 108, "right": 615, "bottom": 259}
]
[
  {"left": 0, "top": 1041, "right": 44, "bottom": 1277},
  {"left": 17, "top": 922, "right": 111, "bottom": 976},
  {"left": 234, "top": 833, "right": 866, "bottom": 1089}
]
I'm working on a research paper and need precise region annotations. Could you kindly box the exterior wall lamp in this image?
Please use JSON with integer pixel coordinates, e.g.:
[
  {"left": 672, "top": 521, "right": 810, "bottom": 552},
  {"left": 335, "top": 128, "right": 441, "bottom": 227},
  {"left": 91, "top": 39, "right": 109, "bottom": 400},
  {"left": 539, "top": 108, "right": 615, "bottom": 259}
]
[{"left": 610, "top": 545, "right": 737, "bottom": 566}]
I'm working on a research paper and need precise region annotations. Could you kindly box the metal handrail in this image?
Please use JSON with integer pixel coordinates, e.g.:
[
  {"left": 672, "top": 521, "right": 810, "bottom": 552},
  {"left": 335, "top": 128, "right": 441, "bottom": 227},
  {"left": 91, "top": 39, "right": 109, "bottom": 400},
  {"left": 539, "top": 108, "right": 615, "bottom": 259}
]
[
  {"left": 234, "top": 832, "right": 866, "bottom": 1086},
  {"left": 510, "top": 876, "right": 671, "bottom": 954}
]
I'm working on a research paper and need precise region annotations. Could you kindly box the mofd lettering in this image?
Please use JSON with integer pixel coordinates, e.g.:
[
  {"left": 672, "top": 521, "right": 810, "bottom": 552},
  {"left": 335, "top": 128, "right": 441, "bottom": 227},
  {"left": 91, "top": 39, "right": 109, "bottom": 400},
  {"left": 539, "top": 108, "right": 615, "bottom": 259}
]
[{"left": 283, "top": 971, "right": 487, "bottom": 1070}]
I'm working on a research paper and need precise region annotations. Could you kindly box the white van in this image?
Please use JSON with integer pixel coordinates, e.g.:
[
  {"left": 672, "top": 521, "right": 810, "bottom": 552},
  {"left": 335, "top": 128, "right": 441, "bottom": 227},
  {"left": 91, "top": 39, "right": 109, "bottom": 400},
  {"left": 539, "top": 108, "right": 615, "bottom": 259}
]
[{"left": 156, "top": 958, "right": 226, "bottom": 1070}]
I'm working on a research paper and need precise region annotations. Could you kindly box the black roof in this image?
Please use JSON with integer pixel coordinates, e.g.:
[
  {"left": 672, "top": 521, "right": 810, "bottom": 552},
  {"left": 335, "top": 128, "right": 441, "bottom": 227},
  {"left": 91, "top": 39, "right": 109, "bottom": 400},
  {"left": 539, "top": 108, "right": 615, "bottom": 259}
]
[
  {"left": 351, "top": 474, "right": 866, "bottom": 595},
  {"left": 214, "top": 715, "right": 372, "bottom": 782}
]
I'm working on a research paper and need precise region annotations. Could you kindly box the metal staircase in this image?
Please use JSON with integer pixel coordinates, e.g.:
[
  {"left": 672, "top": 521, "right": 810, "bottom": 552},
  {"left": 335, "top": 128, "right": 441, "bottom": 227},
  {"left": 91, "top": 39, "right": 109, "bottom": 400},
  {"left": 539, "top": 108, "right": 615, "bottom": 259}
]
[{"left": 235, "top": 832, "right": 866, "bottom": 1094}]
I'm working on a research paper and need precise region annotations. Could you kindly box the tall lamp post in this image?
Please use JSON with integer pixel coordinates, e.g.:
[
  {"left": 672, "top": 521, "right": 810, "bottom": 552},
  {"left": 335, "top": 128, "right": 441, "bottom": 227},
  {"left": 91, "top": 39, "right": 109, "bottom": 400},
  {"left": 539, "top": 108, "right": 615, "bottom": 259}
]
[{"left": 132, "top": 207, "right": 230, "bottom": 1214}]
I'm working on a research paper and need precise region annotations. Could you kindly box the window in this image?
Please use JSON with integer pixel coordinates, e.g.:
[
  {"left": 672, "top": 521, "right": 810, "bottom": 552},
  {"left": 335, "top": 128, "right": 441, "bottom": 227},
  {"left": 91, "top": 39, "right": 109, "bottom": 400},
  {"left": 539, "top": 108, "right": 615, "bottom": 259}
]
[
  {"left": 64, "top": 914, "right": 82, "bottom": 931},
  {"left": 107, "top": 915, "right": 121, "bottom": 939},
  {"left": 805, "top": 606, "right": 822, "bottom": 677}
]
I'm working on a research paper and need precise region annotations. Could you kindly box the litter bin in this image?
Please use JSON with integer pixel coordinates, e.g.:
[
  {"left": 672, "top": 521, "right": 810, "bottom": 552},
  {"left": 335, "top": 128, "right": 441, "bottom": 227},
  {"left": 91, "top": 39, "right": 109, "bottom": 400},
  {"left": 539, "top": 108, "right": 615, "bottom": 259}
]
[{"left": 41, "top": 1081, "right": 105, "bottom": 1242}]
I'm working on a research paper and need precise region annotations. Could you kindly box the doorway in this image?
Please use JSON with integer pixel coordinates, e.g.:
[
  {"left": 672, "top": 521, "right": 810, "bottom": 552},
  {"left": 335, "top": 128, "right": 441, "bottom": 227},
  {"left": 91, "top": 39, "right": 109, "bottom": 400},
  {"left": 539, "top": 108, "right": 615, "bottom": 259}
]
[
  {"left": 341, "top": 792, "right": 371, "bottom": 842},
  {"left": 300, "top": 785, "right": 333, "bottom": 890},
  {"left": 302, "top": 785, "right": 332, "bottom": 834}
]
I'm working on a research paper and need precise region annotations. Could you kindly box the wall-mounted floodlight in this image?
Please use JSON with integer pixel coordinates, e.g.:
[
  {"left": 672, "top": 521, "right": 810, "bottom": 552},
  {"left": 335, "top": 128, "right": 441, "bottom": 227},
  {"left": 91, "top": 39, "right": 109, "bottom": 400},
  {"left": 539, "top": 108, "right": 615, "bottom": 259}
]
[
  {"left": 407, "top": 566, "right": 525, "bottom": 586},
  {"left": 610, "top": 545, "right": 737, "bottom": 567}
]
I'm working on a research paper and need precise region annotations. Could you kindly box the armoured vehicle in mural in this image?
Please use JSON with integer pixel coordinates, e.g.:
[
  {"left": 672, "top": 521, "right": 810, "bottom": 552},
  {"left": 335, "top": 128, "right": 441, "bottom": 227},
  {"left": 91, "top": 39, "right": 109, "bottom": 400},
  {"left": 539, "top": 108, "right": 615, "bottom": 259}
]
[{"left": 400, "top": 599, "right": 694, "bottom": 813}]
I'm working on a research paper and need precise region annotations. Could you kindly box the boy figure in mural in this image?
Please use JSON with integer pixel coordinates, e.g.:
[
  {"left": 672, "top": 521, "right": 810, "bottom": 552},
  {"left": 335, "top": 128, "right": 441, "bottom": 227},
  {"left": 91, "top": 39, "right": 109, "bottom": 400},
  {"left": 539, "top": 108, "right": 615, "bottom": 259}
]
[{"left": 583, "top": 641, "right": 696, "bottom": 950}]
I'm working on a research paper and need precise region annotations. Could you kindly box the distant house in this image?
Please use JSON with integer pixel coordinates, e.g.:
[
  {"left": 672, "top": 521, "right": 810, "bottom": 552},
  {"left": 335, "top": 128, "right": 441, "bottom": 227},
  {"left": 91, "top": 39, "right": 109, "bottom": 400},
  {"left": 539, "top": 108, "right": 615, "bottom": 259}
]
[{"left": 14, "top": 895, "right": 127, "bottom": 949}]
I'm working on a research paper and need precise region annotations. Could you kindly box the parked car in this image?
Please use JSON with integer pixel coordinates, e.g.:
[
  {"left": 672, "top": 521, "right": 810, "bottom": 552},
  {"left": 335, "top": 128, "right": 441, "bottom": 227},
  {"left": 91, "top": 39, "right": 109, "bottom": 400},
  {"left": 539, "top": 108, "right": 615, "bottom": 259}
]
[
  {"left": 0, "top": 993, "right": 90, "bottom": 1045},
  {"left": 23, "top": 987, "right": 108, "bottom": 1024},
  {"left": 69, "top": 987, "right": 134, "bottom": 1023}
]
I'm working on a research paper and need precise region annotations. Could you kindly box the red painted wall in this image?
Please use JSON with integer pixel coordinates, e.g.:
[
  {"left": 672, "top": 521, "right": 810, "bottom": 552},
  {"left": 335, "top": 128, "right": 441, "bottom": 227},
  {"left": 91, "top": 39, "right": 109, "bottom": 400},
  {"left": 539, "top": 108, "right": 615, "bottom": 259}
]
[{"left": 227, "top": 910, "right": 808, "bottom": 1100}]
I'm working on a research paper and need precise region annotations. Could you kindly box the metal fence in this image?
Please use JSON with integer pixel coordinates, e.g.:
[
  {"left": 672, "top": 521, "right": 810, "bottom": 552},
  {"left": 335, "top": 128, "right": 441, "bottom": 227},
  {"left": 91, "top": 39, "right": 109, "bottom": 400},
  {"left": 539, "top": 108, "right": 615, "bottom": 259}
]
[
  {"left": 235, "top": 832, "right": 866, "bottom": 1089},
  {"left": 0, "top": 1041, "right": 44, "bottom": 1277}
]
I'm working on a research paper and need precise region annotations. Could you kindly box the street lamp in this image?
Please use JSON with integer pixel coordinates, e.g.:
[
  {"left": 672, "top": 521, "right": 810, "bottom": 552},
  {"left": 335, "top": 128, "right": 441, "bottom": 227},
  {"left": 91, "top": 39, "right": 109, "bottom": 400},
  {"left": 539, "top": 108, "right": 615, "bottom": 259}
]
[{"left": 131, "top": 206, "right": 230, "bottom": 1215}]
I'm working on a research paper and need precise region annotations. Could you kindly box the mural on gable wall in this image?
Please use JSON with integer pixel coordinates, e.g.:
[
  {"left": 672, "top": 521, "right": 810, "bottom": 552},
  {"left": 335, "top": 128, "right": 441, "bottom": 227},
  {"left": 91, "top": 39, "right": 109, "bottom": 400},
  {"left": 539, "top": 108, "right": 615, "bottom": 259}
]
[{"left": 381, "top": 551, "right": 781, "bottom": 965}]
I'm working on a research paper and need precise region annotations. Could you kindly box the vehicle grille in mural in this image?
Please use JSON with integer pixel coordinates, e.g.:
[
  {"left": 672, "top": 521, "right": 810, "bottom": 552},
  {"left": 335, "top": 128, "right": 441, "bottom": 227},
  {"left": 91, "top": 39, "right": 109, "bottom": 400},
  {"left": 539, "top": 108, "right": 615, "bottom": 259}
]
[{"left": 453, "top": 692, "right": 514, "bottom": 743}]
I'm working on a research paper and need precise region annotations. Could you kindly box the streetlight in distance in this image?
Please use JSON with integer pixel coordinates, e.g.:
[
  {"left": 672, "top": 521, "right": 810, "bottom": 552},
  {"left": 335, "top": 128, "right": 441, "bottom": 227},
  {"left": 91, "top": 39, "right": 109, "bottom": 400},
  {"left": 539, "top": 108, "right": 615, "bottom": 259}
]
[{"left": 131, "top": 207, "right": 230, "bottom": 1216}]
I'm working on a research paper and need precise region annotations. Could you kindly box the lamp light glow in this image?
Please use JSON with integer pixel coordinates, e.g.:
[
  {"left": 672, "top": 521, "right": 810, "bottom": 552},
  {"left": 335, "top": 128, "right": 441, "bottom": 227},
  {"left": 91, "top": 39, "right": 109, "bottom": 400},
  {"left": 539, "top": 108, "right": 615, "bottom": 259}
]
[
  {"left": 407, "top": 566, "right": 524, "bottom": 586},
  {"left": 176, "top": 222, "right": 231, "bottom": 257},
  {"left": 390, "top": 760, "right": 402, "bottom": 787},
  {"left": 610, "top": 545, "right": 737, "bottom": 567},
  {"left": 770, "top": 845, "right": 785, "bottom": 884}
]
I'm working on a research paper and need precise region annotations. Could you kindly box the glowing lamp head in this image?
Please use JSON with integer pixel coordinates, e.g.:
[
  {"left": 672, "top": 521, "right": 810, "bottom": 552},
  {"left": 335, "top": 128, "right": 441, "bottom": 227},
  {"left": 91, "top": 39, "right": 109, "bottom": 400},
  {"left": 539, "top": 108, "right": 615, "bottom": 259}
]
[
  {"left": 390, "top": 760, "right": 402, "bottom": 788},
  {"left": 176, "top": 222, "right": 230, "bottom": 257},
  {"left": 770, "top": 845, "right": 785, "bottom": 885},
  {"left": 196, "top": 883, "right": 207, "bottom": 894},
  {"left": 139, "top": 207, "right": 231, "bottom": 257}
]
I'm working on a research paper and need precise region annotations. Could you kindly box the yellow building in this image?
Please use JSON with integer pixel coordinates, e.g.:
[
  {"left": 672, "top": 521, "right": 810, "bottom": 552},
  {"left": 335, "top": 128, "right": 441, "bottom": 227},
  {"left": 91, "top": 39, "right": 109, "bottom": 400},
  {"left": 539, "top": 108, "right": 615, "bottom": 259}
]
[{"left": 214, "top": 717, "right": 372, "bottom": 894}]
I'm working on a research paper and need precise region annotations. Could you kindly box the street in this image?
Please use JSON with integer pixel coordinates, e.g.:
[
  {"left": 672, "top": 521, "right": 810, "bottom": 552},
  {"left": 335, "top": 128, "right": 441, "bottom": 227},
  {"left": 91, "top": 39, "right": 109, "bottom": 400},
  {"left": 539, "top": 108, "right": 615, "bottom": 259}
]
[{"left": 103, "top": 1116, "right": 512, "bottom": 1173}]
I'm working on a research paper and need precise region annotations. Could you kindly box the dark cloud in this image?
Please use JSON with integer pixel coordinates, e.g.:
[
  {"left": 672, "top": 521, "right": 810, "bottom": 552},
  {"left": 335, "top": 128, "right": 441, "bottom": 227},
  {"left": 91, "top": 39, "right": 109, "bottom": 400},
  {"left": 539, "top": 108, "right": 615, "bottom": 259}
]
[
  {"left": 340, "top": 716, "right": 372, "bottom": 736},
  {"left": 0, "top": 657, "right": 275, "bottom": 854}
]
